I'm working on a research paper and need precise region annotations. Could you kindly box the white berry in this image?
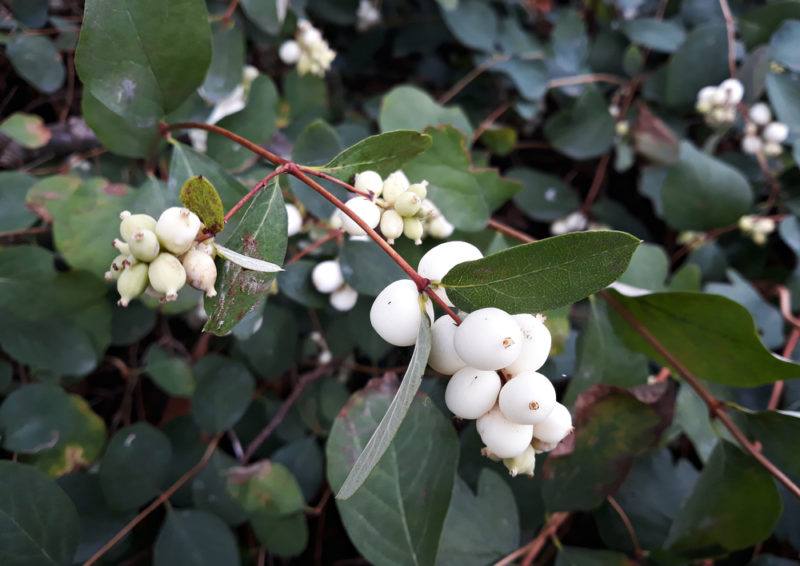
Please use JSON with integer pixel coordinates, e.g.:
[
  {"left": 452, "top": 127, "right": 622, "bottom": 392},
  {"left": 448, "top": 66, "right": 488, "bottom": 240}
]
[
  {"left": 503, "top": 314, "right": 551, "bottom": 375},
  {"left": 454, "top": 308, "right": 522, "bottom": 371},
  {"left": 477, "top": 406, "right": 534, "bottom": 459},
  {"left": 749, "top": 102, "right": 772, "bottom": 126},
  {"left": 279, "top": 40, "right": 301, "bottom": 64},
  {"left": 417, "top": 241, "right": 482, "bottom": 306},
  {"left": 380, "top": 209, "right": 404, "bottom": 244},
  {"left": 532, "top": 402, "right": 573, "bottom": 444},
  {"left": 764, "top": 141, "right": 783, "bottom": 157},
  {"left": 117, "top": 262, "right": 149, "bottom": 307},
  {"left": 741, "top": 135, "right": 763, "bottom": 155},
  {"left": 339, "top": 197, "right": 381, "bottom": 236},
  {"left": 354, "top": 170, "right": 383, "bottom": 197},
  {"left": 330, "top": 284, "right": 358, "bottom": 311},
  {"left": 719, "top": 78, "right": 744, "bottom": 105},
  {"left": 444, "top": 367, "right": 501, "bottom": 419},
  {"left": 369, "top": 279, "right": 434, "bottom": 346},
  {"left": 427, "top": 215, "right": 454, "bottom": 239},
  {"left": 119, "top": 211, "right": 157, "bottom": 243},
  {"left": 381, "top": 171, "right": 410, "bottom": 204},
  {"left": 286, "top": 204, "right": 303, "bottom": 237},
  {"left": 148, "top": 253, "right": 186, "bottom": 302},
  {"left": 503, "top": 445, "right": 536, "bottom": 477},
  {"left": 498, "top": 371, "right": 556, "bottom": 425},
  {"left": 311, "top": 260, "right": 344, "bottom": 294},
  {"left": 129, "top": 229, "right": 160, "bottom": 262},
  {"left": 182, "top": 248, "right": 218, "bottom": 297},
  {"left": 408, "top": 181, "right": 428, "bottom": 199},
  {"left": 403, "top": 217, "right": 424, "bottom": 245},
  {"left": 155, "top": 207, "right": 203, "bottom": 255},
  {"left": 394, "top": 191, "right": 421, "bottom": 217},
  {"left": 763, "top": 121, "right": 789, "bottom": 144},
  {"left": 429, "top": 315, "right": 466, "bottom": 375}
]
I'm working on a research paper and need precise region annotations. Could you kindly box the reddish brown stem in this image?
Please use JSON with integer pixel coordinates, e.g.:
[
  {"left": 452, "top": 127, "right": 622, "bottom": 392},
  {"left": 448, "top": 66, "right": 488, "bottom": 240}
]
[
  {"left": 299, "top": 167, "right": 373, "bottom": 198},
  {"left": 224, "top": 165, "right": 287, "bottom": 222},
  {"left": 495, "top": 512, "right": 570, "bottom": 566},
  {"left": 161, "top": 122, "right": 286, "bottom": 166},
  {"left": 580, "top": 153, "right": 611, "bottom": 216},
  {"left": 286, "top": 229, "right": 344, "bottom": 265},
  {"left": 547, "top": 73, "right": 627, "bottom": 89},
  {"left": 487, "top": 218, "right": 535, "bottom": 243},
  {"left": 221, "top": 0, "right": 240, "bottom": 22},
  {"left": 607, "top": 495, "right": 643, "bottom": 561},
  {"left": 718, "top": 0, "right": 738, "bottom": 78},
  {"left": 601, "top": 290, "right": 800, "bottom": 502}
]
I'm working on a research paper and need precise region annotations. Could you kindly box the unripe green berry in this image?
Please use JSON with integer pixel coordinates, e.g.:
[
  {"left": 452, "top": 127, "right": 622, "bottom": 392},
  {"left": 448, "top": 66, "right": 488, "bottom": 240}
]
[
  {"left": 113, "top": 238, "right": 131, "bottom": 255},
  {"left": 182, "top": 249, "right": 218, "bottom": 297},
  {"left": 117, "top": 262, "right": 149, "bottom": 307},
  {"left": 408, "top": 181, "right": 428, "bottom": 200},
  {"left": 119, "top": 211, "right": 157, "bottom": 243},
  {"left": 382, "top": 171, "right": 410, "bottom": 204},
  {"left": 105, "top": 254, "right": 129, "bottom": 281},
  {"left": 380, "top": 209, "right": 404, "bottom": 243},
  {"left": 403, "top": 217, "right": 424, "bottom": 245},
  {"left": 503, "top": 445, "right": 536, "bottom": 477},
  {"left": 129, "top": 229, "right": 160, "bottom": 262},
  {"left": 148, "top": 253, "right": 187, "bottom": 302},
  {"left": 394, "top": 191, "right": 421, "bottom": 217}
]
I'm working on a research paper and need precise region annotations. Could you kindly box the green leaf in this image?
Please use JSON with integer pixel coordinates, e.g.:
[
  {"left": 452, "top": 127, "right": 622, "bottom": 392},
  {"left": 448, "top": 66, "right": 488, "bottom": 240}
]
[
  {"left": 622, "top": 18, "right": 686, "bottom": 53},
  {"left": 8, "top": 0, "right": 48, "bottom": 28},
  {"left": 509, "top": 167, "right": 580, "bottom": 222},
  {"left": 277, "top": 261, "right": 328, "bottom": 308},
  {"left": 0, "top": 171, "right": 37, "bottom": 232},
  {"left": 436, "top": 470, "right": 520, "bottom": 565},
  {"left": 81, "top": 91, "right": 160, "bottom": 157},
  {"left": 339, "top": 238, "right": 406, "bottom": 296},
  {"left": 443, "top": 231, "right": 640, "bottom": 313},
  {"left": 327, "top": 376, "right": 458, "bottom": 564},
  {"left": 240, "top": 0, "right": 282, "bottom": 35},
  {"left": 199, "top": 20, "right": 245, "bottom": 103},
  {"left": 665, "top": 442, "right": 782, "bottom": 556},
  {"left": 234, "top": 304, "right": 298, "bottom": 380},
  {"left": 544, "top": 89, "right": 615, "bottom": 160},
  {"left": 168, "top": 142, "right": 248, "bottom": 209},
  {"left": 664, "top": 24, "right": 728, "bottom": 109},
  {"left": 179, "top": 176, "right": 225, "bottom": 234},
  {"left": 227, "top": 461, "right": 305, "bottom": 515},
  {"left": 0, "top": 113, "right": 51, "bottom": 149},
  {"left": 335, "top": 316, "right": 433, "bottom": 499},
  {"left": 207, "top": 75, "right": 279, "bottom": 169},
  {"left": 249, "top": 512, "right": 308, "bottom": 557},
  {"left": 661, "top": 142, "right": 752, "bottom": 231},
  {"left": 770, "top": 20, "right": 800, "bottom": 73},
  {"left": 192, "top": 452, "right": 247, "bottom": 526},
  {"left": 732, "top": 408, "right": 800, "bottom": 480},
  {"left": 100, "top": 423, "right": 172, "bottom": 511},
  {"left": 542, "top": 383, "right": 674, "bottom": 511},
  {"left": 144, "top": 345, "right": 195, "bottom": 397},
  {"left": 766, "top": 71, "right": 800, "bottom": 132},
  {"left": 379, "top": 85, "right": 473, "bottom": 136},
  {"left": 320, "top": 130, "right": 433, "bottom": 180},
  {"left": 154, "top": 509, "right": 241, "bottom": 566},
  {"left": 439, "top": 0, "right": 498, "bottom": 53},
  {"left": 556, "top": 546, "right": 634, "bottom": 566},
  {"left": 478, "top": 126, "right": 518, "bottom": 156},
  {"left": 6, "top": 35, "right": 65, "bottom": 94},
  {"left": 192, "top": 354, "right": 255, "bottom": 434},
  {"left": 0, "top": 461, "right": 80, "bottom": 566},
  {"left": 204, "top": 179, "right": 287, "bottom": 335},
  {"left": 283, "top": 71, "right": 329, "bottom": 139},
  {"left": 288, "top": 120, "right": 345, "bottom": 219},
  {"left": 607, "top": 290, "right": 800, "bottom": 386}
]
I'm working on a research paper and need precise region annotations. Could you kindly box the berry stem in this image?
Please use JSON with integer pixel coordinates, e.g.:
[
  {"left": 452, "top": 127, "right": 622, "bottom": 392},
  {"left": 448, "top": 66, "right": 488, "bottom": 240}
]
[
  {"left": 161, "top": 122, "right": 287, "bottom": 166},
  {"left": 299, "top": 168, "right": 374, "bottom": 198},
  {"left": 224, "top": 165, "right": 287, "bottom": 222}
]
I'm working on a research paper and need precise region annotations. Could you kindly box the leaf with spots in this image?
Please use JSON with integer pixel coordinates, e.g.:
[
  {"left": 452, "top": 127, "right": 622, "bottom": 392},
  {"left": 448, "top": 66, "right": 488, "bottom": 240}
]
[{"left": 179, "top": 176, "right": 225, "bottom": 234}]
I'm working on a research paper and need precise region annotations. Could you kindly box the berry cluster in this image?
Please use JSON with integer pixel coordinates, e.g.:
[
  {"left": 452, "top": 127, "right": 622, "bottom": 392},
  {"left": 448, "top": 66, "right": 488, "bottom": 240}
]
[
  {"left": 738, "top": 214, "right": 776, "bottom": 246},
  {"left": 311, "top": 259, "right": 358, "bottom": 312},
  {"left": 278, "top": 20, "right": 336, "bottom": 77},
  {"left": 695, "top": 79, "right": 744, "bottom": 127},
  {"left": 335, "top": 169, "right": 454, "bottom": 245},
  {"left": 369, "top": 242, "right": 573, "bottom": 477},
  {"left": 742, "top": 103, "right": 789, "bottom": 157},
  {"left": 106, "top": 208, "right": 217, "bottom": 306}
]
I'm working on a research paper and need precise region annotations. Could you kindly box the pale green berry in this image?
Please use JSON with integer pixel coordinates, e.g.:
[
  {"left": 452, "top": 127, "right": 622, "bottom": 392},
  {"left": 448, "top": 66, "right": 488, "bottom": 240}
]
[
  {"left": 403, "top": 217, "right": 424, "bottom": 245},
  {"left": 156, "top": 207, "right": 203, "bottom": 255},
  {"left": 182, "top": 249, "right": 218, "bottom": 297},
  {"left": 119, "top": 211, "right": 157, "bottom": 242},
  {"left": 354, "top": 170, "right": 383, "bottom": 197},
  {"left": 427, "top": 215, "right": 454, "bottom": 239},
  {"left": 408, "top": 181, "right": 428, "bottom": 199},
  {"left": 105, "top": 254, "right": 129, "bottom": 281},
  {"left": 503, "top": 445, "right": 536, "bottom": 477},
  {"left": 382, "top": 171, "right": 410, "bottom": 204},
  {"left": 148, "top": 253, "right": 187, "bottom": 302},
  {"left": 394, "top": 191, "right": 421, "bottom": 217},
  {"left": 113, "top": 238, "right": 131, "bottom": 255},
  {"left": 380, "top": 209, "right": 404, "bottom": 243},
  {"left": 129, "top": 229, "right": 160, "bottom": 262},
  {"left": 117, "top": 262, "right": 149, "bottom": 307}
]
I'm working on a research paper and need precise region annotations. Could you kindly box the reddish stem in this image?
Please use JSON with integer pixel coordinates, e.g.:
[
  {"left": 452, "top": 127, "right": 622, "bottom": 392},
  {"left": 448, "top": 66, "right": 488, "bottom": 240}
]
[
  {"left": 161, "top": 122, "right": 287, "bottom": 166},
  {"left": 487, "top": 218, "right": 535, "bottom": 243},
  {"left": 299, "top": 167, "right": 373, "bottom": 198},
  {"left": 286, "top": 229, "right": 343, "bottom": 265},
  {"left": 224, "top": 165, "right": 286, "bottom": 222}
]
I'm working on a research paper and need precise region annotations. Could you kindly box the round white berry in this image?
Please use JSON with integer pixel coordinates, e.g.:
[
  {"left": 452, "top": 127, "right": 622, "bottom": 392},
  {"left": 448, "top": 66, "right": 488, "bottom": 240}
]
[
  {"left": 182, "top": 248, "right": 218, "bottom": 297},
  {"left": 119, "top": 211, "right": 157, "bottom": 243},
  {"left": 286, "top": 204, "right": 303, "bottom": 237},
  {"left": 117, "top": 262, "right": 149, "bottom": 307},
  {"left": 477, "top": 406, "right": 534, "bottom": 459},
  {"left": 498, "top": 371, "right": 556, "bottom": 425},
  {"left": 427, "top": 215, "right": 454, "bottom": 239},
  {"left": 380, "top": 209, "right": 404, "bottom": 243},
  {"left": 749, "top": 102, "right": 772, "bottom": 126},
  {"left": 503, "top": 314, "right": 551, "bottom": 375},
  {"left": 330, "top": 284, "right": 358, "bottom": 311},
  {"left": 369, "top": 279, "right": 434, "bottom": 347},
  {"left": 764, "top": 141, "right": 783, "bottom": 157},
  {"left": 445, "top": 367, "right": 501, "bottom": 419},
  {"left": 311, "top": 260, "right": 344, "bottom": 294},
  {"left": 155, "top": 207, "right": 203, "bottom": 255},
  {"left": 741, "top": 135, "right": 763, "bottom": 155},
  {"left": 129, "top": 229, "right": 160, "bottom": 262},
  {"left": 408, "top": 181, "right": 428, "bottom": 199},
  {"left": 148, "top": 253, "right": 186, "bottom": 302},
  {"left": 429, "top": 315, "right": 466, "bottom": 375},
  {"left": 354, "top": 170, "right": 383, "bottom": 197},
  {"left": 719, "top": 78, "right": 744, "bottom": 105},
  {"left": 532, "top": 402, "right": 573, "bottom": 444},
  {"left": 279, "top": 40, "right": 301, "bottom": 65},
  {"left": 696, "top": 86, "right": 717, "bottom": 106},
  {"left": 381, "top": 171, "right": 410, "bottom": 204},
  {"left": 763, "top": 121, "right": 789, "bottom": 144},
  {"left": 454, "top": 307, "right": 522, "bottom": 371},
  {"left": 394, "top": 191, "right": 421, "bottom": 217},
  {"left": 417, "top": 241, "right": 482, "bottom": 306},
  {"left": 339, "top": 197, "right": 381, "bottom": 236},
  {"left": 403, "top": 217, "right": 424, "bottom": 245}
]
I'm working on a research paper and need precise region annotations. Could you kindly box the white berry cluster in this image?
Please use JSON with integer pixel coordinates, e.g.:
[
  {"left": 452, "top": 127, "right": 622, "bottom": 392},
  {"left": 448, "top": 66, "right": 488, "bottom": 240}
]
[
  {"left": 742, "top": 102, "right": 789, "bottom": 157},
  {"left": 738, "top": 215, "right": 776, "bottom": 246},
  {"left": 369, "top": 242, "right": 572, "bottom": 477},
  {"left": 105, "top": 208, "right": 218, "bottom": 306},
  {"left": 278, "top": 20, "right": 336, "bottom": 77},
  {"left": 336, "top": 170, "right": 454, "bottom": 245},
  {"left": 695, "top": 79, "right": 744, "bottom": 127},
  {"left": 311, "top": 259, "right": 358, "bottom": 312}
]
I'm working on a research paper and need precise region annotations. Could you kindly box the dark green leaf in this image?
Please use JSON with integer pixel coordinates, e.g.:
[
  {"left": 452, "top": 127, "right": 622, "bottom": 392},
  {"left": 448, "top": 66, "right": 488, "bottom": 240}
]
[
  {"left": 192, "top": 354, "right": 255, "bottom": 433},
  {"left": 154, "top": 509, "right": 241, "bottom": 566},
  {"left": 192, "top": 453, "right": 247, "bottom": 526},
  {"left": 544, "top": 89, "right": 615, "bottom": 160},
  {"left": 556, "top": 546, "right": 634, "bottom": 566},
  {"left": 770, "top": 20, "right": 800, "bottom": 73},
  {"left": 204, "top": 179, "right": 287, "bottom": 335},
  {"left": 8, "top": 0, "right": 48, "bottom": 28},
  {"left": 6, "top": 35, "right": 65, "bottom": 94},
  {"left": 272, "top": 437, "right": 325, "bottom": 502},
  {"left": 509, "top": 167, "right": 580, "bottom": 222},
  {"left": 439, "top": 0, "right": 498, "bottom": 53},
  {"left": 144, "top": 345, "right": 195, "bottom": 397},
  {"left": 227, "top": 461, "right": 305, "bottom": 515},
  {"left": 320, "top": 130, "right": 433, "bottom": 180},
  {"left": 622, "top": 19, "right": 686, "bottom": 53},
  {"left": 379, "top": 86, "right": 472, "bottom": 136},
  {"left": 249, "top": 512, "right": 308, "bottom": 557},
  {"left": 288, "top": 120, "right": 345, "bottom": 219},
  {"left": 0, "top": 172, "right": 37, "bottom": 232},
  {"left": 277, "top": 261, "right": 328, "bottom": 308},
  {"left": 732, "top": 408, "right": 800, "bottom": 480},
  {"left": 664, "top": 24, "right": 728, "bottom": 109},
  {"left": 327, "top": 376, "right": 458, "bottom": 564},
  {"left": 200, "top": 20, "right": 245, "bottom": 103},
  {"left": 179, "top": 176, "right": 225, "bottom": 234},
  {"left": 339, "top": 238, "right": 406, "bottom": 296},
  {"left": 234, "top": 304, "right": 298, "bottom": 380},
  {"left": 608, "top": 290, "right": 800, "bottom": 386},
  {"left": 335, "top": 316, "right": 432, "bottom": 499},
  {"left": 240, "top": 0, "right": 282, "bottom": 35},
  {"left": 443, "top": 231, "right": 641, "bottom": 313},
  {"left": 0, "top": 461, "right": 80, "bottom": 566},
  {"left": 766, "top": 71, "right": 800, "bottom": 132}
]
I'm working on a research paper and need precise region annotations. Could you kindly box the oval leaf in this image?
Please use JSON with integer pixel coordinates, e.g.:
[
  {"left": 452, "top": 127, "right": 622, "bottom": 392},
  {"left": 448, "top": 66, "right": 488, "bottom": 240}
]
[
  {"left": 320, "top": 130, "right": 433, "bottom": 180},
  {"left": 214, "top": 243, "right": 283, "bottom": 273},
  {"left": 180, "top": 176, "right": 225, "bottom": 234}
]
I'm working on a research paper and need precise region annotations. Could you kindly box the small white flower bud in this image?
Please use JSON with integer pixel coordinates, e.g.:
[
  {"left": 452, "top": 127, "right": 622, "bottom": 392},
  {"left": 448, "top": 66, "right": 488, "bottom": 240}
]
[
  {"left": 380, "top": 209, "right": 404, "bottom": 244},
  {"left": 330, "top": 284, "right": 358, "bottom": 311},
  {"left": 117, "top": 262, "right": 149, "bottom": 307},
  {"left": 119, "top": 211, "right": 157, "bottom": 243},
  {"left": 286, "top": 204, "right": 303, "bottom": 237},
  {"left": 155, "top": 207, "right": 203, "bottom": 255},
  {"left": 279, "top": 40, "right": 301, "bottom": 65},
  {"left": 615, "top": 120, "right": 629, "bottom": 137},
  {"left": 738, "top": 215, "right": 756, "bottom": 232},
  {"left": 503, "top": 445, "right": 536, "bottom": 477},
  {"left": 354, "top": 170, "right": 383, "bottom": 197},
  {"left": 113, "top": 239, "right": 131, "bottom": 255},
  {"left": 763, "top": 121, "right": 789, "bottom": 144},
  {"left": 403, "top": 217, "right": 424, "bottom": 245},
  {"left": 754, "top": 217, "right": 776, "bottom": 235},
  {"left": 394, "top": 191, "right": 422, "bottom": 217},
  {"left": 182, "top": 248, "right": 218, "bottom": 297},
  {"left": 749, "top": 103, "right": 772, "bottom": 126},
  {"left": 312, "top": 260, "right": 345, "bottom": 294},
  {"left": 408, "top": 181, "right": 428, "bottom": 200},
  {"left": 339, "top": 197, "right": 381, "bottom": 236},
  {"left": 129, "top": 229, "right": 160, "bottom": 262},
  {"left": 148, "top": 253, "right": 187, "bottom": 302},
  {"left": 697, "top": 86, "right": 717, "bottom": 106}
]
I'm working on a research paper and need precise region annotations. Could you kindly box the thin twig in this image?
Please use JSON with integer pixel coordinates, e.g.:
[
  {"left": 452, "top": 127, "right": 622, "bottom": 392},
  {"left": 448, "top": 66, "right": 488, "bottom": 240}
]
[
  {"left": 718, "top": 0, "right": 738, "bottom": 78},
  {"left": 286, "top": 229, "right": 344, "bottom": 265},
  {"left": 224, "top": 165, "right": 287, "bottom": 222},
  {"left": 300, "top": 168, "right": 373, "bottom": 198},
  {"left": 0, "top": 225, "right": 50, "bottom": 239},
  {"left": 547, "top": 73, "right": 627, "bottom": 89},
  {"left": 487, "top": 218, "right": 535, "bottom": 243},
  {"left": 439, "top": 55, "right": 511, "bottom": 104},
  {"left": 473, "top": 102, "right": 512, "bottom": 143},
  {"left": 161, "top": 122, "right": 286, "bottom": 167},
  {"left": 580, "top": 153, "right": 612, "bottom": 215},
  {"left": 495, "top": 512, "right": 570, "bottom": 566},
  {"left": 607, "top": 495, "right": 643, "bottom": 560},
  {"left": 768, "top": 327, "right": 800, "bottom": 410},
  {"left": 83, "top": 435, "right": 222, "bottom": 566},
  {"left": 221, "top": 0, "right": 241, "bottom": 23}
]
